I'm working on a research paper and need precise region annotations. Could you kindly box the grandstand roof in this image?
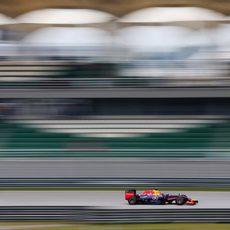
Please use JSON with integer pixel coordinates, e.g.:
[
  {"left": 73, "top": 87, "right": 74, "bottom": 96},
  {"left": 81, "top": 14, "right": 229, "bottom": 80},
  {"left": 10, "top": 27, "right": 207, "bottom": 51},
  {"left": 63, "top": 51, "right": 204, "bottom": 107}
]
[{"left": 0, "top": 0, "right": 230, "bottom": 18}]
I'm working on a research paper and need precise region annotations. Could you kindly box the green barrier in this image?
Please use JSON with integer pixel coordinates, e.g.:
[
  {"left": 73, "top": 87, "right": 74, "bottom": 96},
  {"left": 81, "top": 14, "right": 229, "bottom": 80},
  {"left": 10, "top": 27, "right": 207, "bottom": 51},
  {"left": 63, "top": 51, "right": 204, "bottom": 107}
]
[{"left": 0, "top": 118, "right": 229, "bottom": 157}]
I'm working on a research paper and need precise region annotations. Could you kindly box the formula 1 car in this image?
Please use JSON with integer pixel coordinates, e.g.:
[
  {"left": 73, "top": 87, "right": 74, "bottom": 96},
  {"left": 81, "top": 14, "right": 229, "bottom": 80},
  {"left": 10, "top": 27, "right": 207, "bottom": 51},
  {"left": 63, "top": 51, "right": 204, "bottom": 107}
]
[{"left": 125, "top": 189, "right": 198, "bottom": 205}]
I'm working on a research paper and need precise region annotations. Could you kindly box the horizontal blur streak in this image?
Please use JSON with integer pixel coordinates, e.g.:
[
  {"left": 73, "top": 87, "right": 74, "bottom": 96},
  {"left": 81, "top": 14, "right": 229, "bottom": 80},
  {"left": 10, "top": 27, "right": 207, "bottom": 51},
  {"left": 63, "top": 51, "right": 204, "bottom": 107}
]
[
  {"left": 0, "top": 159, "right": 228, "bottom": 178},
  {"left": 0, "top": 56, "right": 228, "bottom": 88},
  {"left": 0, "top": 205, "right": 229, "bottom": 222},
  {"left": 0, "top": 99, "right": 229, "bottom": 158}
]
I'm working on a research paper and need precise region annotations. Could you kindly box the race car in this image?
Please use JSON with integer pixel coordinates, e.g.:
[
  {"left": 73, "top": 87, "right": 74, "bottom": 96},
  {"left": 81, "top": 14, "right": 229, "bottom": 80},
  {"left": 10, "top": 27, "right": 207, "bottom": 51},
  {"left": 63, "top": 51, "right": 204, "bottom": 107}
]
[{"left": 125, "top": 189, "right": 198, "bottom": 205}]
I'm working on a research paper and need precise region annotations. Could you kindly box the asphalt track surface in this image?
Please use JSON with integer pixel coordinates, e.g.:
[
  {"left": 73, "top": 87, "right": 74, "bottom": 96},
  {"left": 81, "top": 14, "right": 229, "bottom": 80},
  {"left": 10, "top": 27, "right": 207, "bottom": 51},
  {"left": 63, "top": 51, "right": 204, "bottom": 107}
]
[
  {"left": 0, "top": 191, "right": 229, "bottom": 209},
  {"left": 0, "top": 158, "right": 229, "bottom": 178}
]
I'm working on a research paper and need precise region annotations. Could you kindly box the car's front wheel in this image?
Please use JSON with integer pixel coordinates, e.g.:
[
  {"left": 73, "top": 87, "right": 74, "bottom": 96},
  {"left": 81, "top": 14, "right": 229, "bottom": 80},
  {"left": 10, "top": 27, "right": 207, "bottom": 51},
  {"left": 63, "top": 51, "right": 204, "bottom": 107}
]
[{"left": 176, "top": 196, "right": 187, "bottom": 205}]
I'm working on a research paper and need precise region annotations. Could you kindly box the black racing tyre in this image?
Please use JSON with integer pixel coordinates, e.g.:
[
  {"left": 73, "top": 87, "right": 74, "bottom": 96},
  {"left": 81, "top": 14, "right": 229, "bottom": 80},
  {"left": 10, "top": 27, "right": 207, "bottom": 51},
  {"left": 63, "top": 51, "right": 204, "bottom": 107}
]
[
  {"left": 176, "top": 196, "right": 187, "bottom": 205},
  {"left": 128, "top": 196, "right": 137, "bottom": 205}
]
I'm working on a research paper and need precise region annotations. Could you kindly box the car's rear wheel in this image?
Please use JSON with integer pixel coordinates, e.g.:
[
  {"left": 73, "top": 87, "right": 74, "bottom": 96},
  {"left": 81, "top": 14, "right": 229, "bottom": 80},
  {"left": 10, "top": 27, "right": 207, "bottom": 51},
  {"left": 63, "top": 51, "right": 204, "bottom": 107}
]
[{"left": 128, "top": 196, "right": 137, "bottom": 205}]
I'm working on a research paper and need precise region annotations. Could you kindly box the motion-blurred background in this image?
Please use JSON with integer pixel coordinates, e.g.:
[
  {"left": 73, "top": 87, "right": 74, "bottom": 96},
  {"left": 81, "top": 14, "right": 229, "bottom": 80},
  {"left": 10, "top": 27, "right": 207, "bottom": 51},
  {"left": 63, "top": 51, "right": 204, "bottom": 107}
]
[
  {"left": 0, "top": 0, "right": 229, "bottom": 188},
  {"left": 0, "top": 2, "right": 230, "bottom": 226}
]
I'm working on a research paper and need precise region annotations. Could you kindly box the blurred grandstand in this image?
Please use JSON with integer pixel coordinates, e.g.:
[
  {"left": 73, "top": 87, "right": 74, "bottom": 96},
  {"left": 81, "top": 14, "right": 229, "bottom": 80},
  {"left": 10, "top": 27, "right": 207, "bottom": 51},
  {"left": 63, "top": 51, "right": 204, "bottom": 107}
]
[
  {"left": 0, "top": 98, "right": 229, "bottom": 159},
  {"left": 0, "top": 1, "right": 229, "bottom": 176}
]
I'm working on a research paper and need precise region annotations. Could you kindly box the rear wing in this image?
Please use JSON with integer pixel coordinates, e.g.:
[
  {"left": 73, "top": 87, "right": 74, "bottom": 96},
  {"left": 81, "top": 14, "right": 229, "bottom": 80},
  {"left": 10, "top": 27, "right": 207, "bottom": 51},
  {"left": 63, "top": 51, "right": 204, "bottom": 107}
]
[{"left": 125, "top": 190, "right": 136, "bottom": 200}]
